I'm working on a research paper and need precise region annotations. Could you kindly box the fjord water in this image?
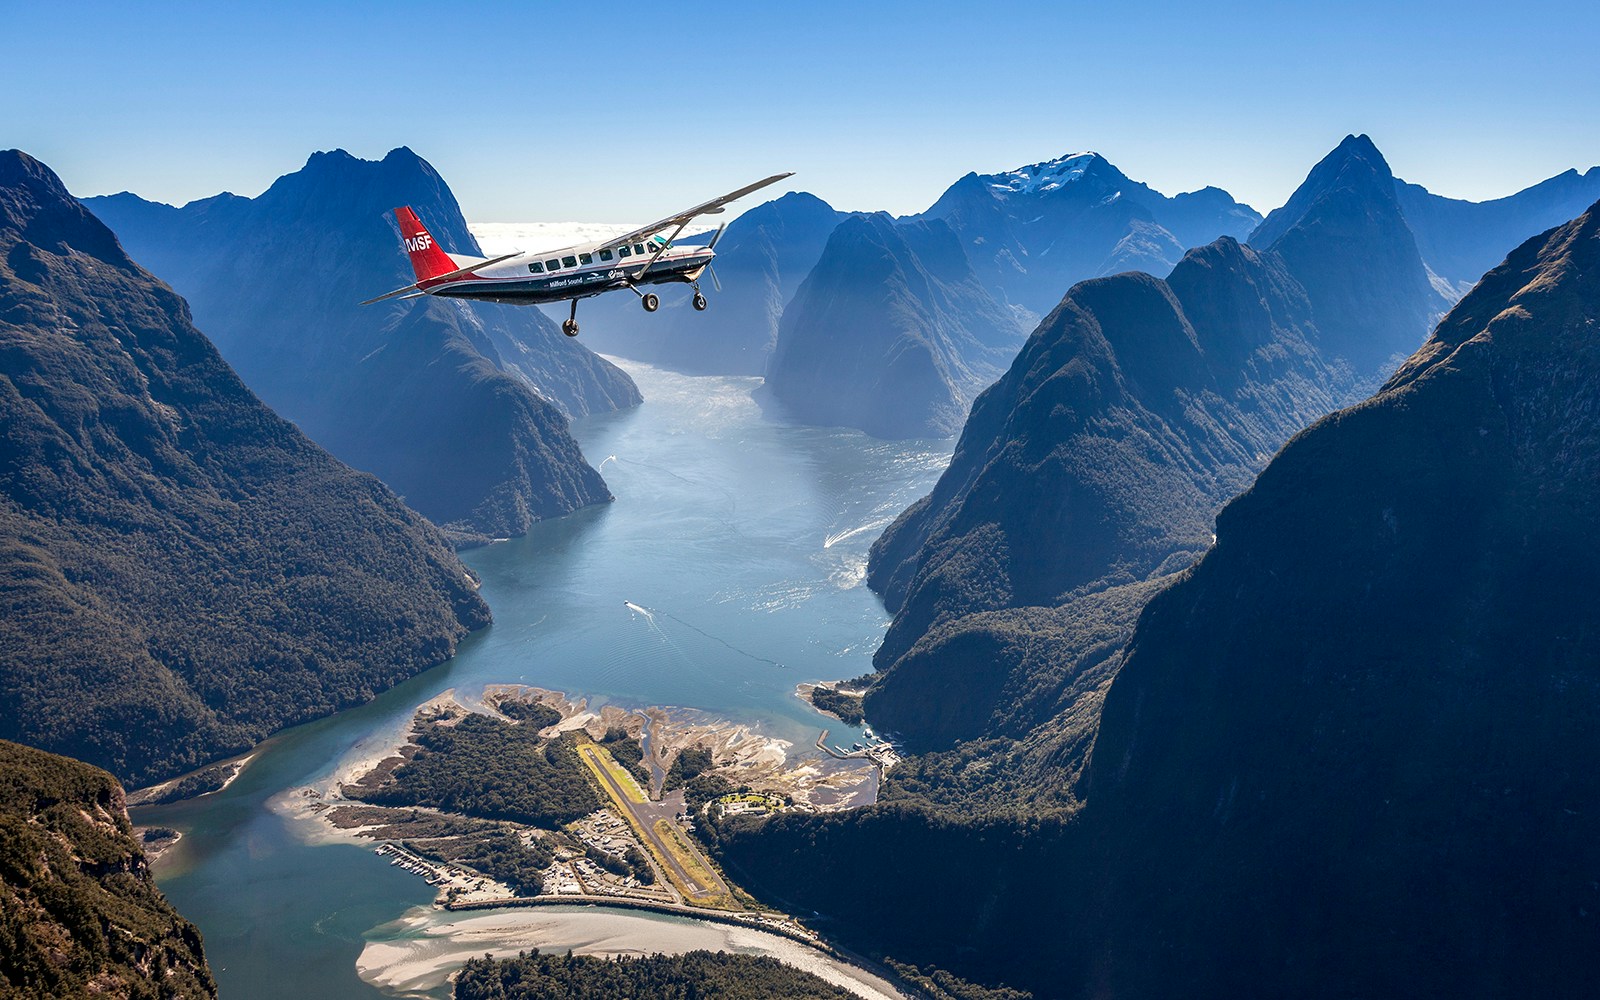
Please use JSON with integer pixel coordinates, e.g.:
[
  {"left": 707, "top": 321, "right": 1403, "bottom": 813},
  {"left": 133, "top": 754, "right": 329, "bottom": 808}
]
[{"left": 133, "top": 360, "right": 952, "bottom": 999}]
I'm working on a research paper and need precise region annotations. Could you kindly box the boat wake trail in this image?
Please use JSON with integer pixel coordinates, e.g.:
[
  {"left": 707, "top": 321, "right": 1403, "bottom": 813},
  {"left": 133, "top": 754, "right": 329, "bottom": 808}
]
[
  {"left": 823, "top": 517, "right": 894, "bottom": 549},
  {"left": 627, "top": 602, "right": 784, "bottom": 669}
]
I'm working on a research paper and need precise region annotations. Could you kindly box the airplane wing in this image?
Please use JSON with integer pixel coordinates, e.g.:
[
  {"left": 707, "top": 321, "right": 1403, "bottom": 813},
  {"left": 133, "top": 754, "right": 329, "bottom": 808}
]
[{"left": 596, "top": 173, "right": 793, "bottom": 252}]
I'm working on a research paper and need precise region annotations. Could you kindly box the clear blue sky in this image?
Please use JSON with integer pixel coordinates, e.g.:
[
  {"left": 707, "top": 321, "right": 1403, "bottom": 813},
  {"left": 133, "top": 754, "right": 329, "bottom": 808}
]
[{"left": 6, "top": 1, "right": 1598, "bottom": 222}]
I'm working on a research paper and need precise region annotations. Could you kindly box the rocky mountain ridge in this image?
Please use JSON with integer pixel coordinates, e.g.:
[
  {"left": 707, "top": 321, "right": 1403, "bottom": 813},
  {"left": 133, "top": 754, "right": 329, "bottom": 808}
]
[{"left": 86, "top": 147, "right": 635, "bottom": 537}]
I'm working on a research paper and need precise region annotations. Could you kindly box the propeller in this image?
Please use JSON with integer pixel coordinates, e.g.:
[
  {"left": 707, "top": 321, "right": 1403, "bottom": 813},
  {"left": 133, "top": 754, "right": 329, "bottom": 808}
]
[{"left": 706, "top": 223, "right": 728, "bottom": 292}]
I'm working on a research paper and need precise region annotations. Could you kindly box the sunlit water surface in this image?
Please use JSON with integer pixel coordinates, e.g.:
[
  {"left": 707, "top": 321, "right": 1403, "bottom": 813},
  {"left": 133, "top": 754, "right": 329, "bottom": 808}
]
[{"left": 134, "top": 361, "right": 952, "bottom": 999}]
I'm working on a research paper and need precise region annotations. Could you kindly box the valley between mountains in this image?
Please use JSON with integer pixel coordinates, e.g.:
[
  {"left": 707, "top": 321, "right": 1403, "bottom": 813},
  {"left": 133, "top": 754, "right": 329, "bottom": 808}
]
[{"left": 5, "top": 131, "right": 1600, "bottom": 1000}]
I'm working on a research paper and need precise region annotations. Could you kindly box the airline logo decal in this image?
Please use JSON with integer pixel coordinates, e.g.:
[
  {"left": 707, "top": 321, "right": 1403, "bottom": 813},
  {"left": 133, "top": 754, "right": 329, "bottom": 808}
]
[{"left": 405, "top": 234, "right": 433, "bottom": 253}]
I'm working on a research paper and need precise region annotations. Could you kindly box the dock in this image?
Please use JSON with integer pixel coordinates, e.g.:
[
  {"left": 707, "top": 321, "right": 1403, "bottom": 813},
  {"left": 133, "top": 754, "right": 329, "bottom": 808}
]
[{"left": 814, "top": 728, "right": 901, "bottom": 770}]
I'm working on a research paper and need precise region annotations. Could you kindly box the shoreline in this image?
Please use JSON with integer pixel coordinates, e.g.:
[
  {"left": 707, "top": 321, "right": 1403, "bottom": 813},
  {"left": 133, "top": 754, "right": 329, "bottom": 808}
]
[
  {"left": 442, "top": 893, "right": 826, "bottom": 949},
  {"left": 127, "top": 750, "right": 259, "bottom": 807},
  {"left": 355, "top": 903, "right": 917, "bottom": 1000},
  {"left": 260, "top": 685, "right": 904, "bottom": 998}
]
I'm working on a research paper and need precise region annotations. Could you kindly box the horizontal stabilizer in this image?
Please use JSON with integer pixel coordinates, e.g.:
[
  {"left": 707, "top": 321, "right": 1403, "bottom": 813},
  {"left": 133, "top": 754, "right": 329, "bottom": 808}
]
[{"left": 359, "top": 251, "right": 522, "bottom": 306}]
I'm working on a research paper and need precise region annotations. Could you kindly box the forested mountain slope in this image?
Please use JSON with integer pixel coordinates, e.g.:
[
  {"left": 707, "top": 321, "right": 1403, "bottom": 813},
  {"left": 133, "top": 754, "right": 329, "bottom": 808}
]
[
  {"left": 0, "top": 740, "right": 215, "bottom": 998},
  {"left": 87, "top": 148, "right": 633, "bottom": 537},
  {"left": 0, "top": 149, "right": 488, "bottom": 785}
]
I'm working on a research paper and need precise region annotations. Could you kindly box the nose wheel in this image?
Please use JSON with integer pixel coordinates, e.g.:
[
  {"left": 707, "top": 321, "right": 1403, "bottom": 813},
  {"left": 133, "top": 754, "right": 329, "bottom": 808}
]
[
  {"left": 562, "top": 300, "right": 580, "bottom": 337},
  {"left": 641, "top": 292, "right": 660, "bottom": 313},
  {"left": 692, "top": 292, "right": 708, "bottom": 311}
]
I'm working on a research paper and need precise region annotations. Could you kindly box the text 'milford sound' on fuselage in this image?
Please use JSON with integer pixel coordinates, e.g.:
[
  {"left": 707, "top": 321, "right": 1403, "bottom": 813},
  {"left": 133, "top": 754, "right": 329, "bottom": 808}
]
[{"left": 363, "top": 173, "right": 793, "bottom": 337}]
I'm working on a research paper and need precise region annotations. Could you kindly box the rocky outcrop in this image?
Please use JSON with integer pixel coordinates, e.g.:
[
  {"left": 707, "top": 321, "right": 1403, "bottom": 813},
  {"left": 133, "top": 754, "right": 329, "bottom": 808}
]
[{"left": 0, "top": 739, "right": 215, "bottom": 997}]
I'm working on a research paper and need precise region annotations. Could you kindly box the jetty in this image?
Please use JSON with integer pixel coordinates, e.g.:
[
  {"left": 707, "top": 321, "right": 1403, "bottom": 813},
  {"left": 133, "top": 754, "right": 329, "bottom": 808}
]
[{"left": 814, "top": 728, "right": 901, "bottom": 771}]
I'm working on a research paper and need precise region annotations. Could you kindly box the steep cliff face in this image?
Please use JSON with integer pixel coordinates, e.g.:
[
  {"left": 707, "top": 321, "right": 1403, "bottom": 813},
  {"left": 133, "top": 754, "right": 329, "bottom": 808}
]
[
  {"left": 580, "top": 191, "right": 846, "bottom": 375},
  {"left": 918, "top": 152, "right": 1261, "bottom": 318},
  {"left": 0, "top": 740, "right": 215, "bottom": 998},
  {"left": 714, "top": 199, "right": 1600, "bottom": 1000},
  {"left": 862, "top": 136, "right": 1483, "bottom": 750},
  {"left": 1077, "top": 199, "right": 1600, "bottom": 998},
  {"left": 1250, "top": 134, "right": 1450, "bottom": 379},
  {"left": 0, "top": 149, "right": 489, "bottom": 785},
  {"left": 864, "top": 238, "right": 1352, "bottom": 746},
  {"left": 87, "top": 148, "right": 633, "bottom": 537},
  {"left": 764, "top": 214, "right": 1022, "bottom": 439}
]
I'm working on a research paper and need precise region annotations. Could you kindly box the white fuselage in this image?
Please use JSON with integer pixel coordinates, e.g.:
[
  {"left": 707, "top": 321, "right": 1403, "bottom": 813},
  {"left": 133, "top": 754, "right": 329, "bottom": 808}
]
[{"left": 424, "top": 234, "right": 714, "bottom": 305}]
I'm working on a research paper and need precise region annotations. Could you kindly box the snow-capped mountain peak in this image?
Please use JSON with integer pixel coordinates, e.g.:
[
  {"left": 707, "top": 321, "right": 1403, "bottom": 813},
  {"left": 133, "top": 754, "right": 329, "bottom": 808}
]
[{"left": 986, "top": 152, "right": 1101, "bottom": 195}]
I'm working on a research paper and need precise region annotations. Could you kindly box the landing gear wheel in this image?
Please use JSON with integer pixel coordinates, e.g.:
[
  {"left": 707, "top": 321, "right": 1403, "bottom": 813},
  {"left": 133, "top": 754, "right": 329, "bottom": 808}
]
[
  {"left": 561, "top": 319, "right": 579, "bottom": 337},
  {"left": 692, "top": 292, "right": 708, "bottom": 311},
  {"left": 642, "top": 293, "right": 660, "bottom": 313}
]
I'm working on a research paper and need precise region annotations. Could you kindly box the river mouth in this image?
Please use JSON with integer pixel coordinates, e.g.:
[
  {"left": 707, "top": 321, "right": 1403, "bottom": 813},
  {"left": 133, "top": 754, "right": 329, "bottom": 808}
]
[{"left": 132, "top": 360, "right": 952, "bottom": 999}]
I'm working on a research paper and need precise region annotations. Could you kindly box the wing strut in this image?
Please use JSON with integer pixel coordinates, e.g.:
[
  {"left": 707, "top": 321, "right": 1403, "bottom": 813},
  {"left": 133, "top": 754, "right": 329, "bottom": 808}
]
[{"left": 631, "top": 219, "right": 693, "bottom": 284}]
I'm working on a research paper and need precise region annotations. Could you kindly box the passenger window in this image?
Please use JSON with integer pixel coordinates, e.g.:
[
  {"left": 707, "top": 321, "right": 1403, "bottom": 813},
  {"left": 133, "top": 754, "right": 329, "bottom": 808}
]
[
  {"left": 599, "top": 249, "right": 613, "bottom": 261},
  {"left": 579, "top": 253, "right": 593, "bottom": 265},
  {"left": 562, "top": 255, "right": 577, "bottom": 269},
  {"left": 545, "top": 259, "right": 560, "bottom": 271},
  {"left": 528, "top": 261, "right": 545, "bottom": 274},
  {"left": 635, "top": 244, "right": 647, "bottom": 255},
  {"left": 618, "top": 245, "right": 632, "bottom": 258}
]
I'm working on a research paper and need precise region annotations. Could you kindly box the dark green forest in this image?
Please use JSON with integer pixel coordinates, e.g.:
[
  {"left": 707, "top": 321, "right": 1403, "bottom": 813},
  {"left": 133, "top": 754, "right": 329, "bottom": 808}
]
[
  {"left": 808, "top": 686, "right": 865, "bottom": 725},
  {"left": 347, "top": 714, "right": 599, "bottom": 828},
  {"left": 453, "top": 949, "right": 859, "bottom": 1000},
  {"left": 600, "top": 726, "right": 652, "bottom": 786},
  {"left": 421, "top": 830, "right": 554, "bottom": 896},
  {"left": 495, "top": 701, "right": 562, "bottom": 728},
  {"left": 0, "top": 740, "right": 215, "bottom": 998},
  {"left": 663, "top": 744, "right": 713, "bottom": 792}
]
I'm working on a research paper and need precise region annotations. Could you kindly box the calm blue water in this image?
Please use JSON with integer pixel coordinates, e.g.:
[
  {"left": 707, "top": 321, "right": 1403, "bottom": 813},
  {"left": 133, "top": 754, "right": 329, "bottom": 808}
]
[{"left": 134, "top": 361, "right": 952, "bottom": 999}]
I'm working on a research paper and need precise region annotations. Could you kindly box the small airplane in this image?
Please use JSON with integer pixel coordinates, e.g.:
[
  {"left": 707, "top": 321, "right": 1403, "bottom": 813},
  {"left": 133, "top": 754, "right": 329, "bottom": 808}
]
[{"left": 363, "top": 172, "right": 793, "bottom": 337}]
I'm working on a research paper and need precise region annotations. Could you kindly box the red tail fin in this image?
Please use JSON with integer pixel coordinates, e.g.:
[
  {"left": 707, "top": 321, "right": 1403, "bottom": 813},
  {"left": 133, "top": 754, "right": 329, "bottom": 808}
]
[{"left": 394, "top": 206, "right": 458, "bottom": 282}]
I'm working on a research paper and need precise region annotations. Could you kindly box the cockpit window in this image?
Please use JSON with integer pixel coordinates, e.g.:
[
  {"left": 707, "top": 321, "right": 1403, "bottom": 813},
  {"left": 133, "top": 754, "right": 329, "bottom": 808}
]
[{"left": 634, "top": 244, "right": 647, "bottom": 256}]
